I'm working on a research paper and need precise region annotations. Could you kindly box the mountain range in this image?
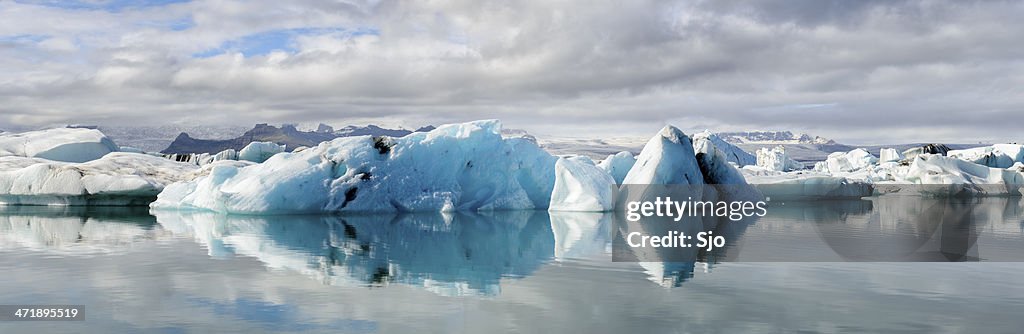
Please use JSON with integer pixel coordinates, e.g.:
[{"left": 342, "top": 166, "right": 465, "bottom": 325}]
[{"left": 160, "top": 123, "right": 435, "bottom": 154}]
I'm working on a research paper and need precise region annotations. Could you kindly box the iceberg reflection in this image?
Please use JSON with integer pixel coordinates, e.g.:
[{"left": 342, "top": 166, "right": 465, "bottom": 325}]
[
  {"left": 0, "top": 206, "right": 160, "bottom": 254},
  {"left": 154, "top": 210, "right": 556, "bottom": 296}
]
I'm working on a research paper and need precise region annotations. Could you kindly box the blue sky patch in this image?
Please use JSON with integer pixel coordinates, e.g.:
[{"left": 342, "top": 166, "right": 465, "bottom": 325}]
[
  {"left": 15, "top": 0, "right": 191, "bottom": 12},
  {"left": 193, "top": 27, "right": 379, "bottom": 58},
  {"left": 0, "top": 34, "right": 50, "bottom": 44}
]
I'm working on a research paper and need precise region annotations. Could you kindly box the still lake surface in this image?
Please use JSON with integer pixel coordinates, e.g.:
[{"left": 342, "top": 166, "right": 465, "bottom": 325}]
[{"left": 1, "top": 196, "right": 1023, "bottom": 333}]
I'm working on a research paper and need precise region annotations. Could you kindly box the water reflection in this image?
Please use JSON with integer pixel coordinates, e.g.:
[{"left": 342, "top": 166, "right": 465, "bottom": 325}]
[
  {"left": 0, "top": 194, "right": 1021, "bottom": 296},
  {"left": 154, "top": 210, "right": 556, "bottom": 296},
  {"left": 759, "top": 195, "right": 1024, "bottom": 262},
  {"left": 0, "top": 206, "right": 161, "bottom": 254}
]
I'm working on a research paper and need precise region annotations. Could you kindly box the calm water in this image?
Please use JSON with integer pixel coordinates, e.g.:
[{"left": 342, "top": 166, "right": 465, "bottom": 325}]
[{"left": 1, "top": 197, "right": 1023, "bottom": 333}]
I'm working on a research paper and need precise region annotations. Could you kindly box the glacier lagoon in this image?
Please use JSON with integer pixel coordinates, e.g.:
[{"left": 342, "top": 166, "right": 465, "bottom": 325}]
[{"left": 2, "top": 196, "right": 1024, "bottom": 333}]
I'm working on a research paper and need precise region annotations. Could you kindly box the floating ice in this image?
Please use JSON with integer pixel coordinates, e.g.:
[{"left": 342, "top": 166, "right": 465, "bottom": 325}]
[
  {"left": 902, "top": 144, "right": 950, "bottom": 159},
  {"left": 597, "top": 151, "right": 635, "bottom": 184},
  {"left": 237, "top": 141, "right": 285, "bottom": 163},
  {"left": 692, "top": 130, "right": 756, "bottom": 167},
  {"left": 901, "top": 154, "right": 1023, "bottom": 195},
  {"left": 879, "top": 148, "right": 903, "bottom": 163},
  {"left": 815, "top": 148, "right": 878, "bottom": 173},
  {"left": 948, "top": 144, "right": 1024, "bottom": 169},
  {"left": 622, "top": 125, "right": 704, "bottom": 186},
  {"left": 0, "top": 153, "right": 198, "bottom": 206},
  {"left": 152, "top": 120, "right": 558, "bottom": 214},
  {"left": 755, "top": 146, "right": 804, "bottom": 172},
  {"left": 549, "top": 156, "right": 616, "bottom": 212},
  {"left": 0, "top": 128, "right": 118, "bottom": 163}
]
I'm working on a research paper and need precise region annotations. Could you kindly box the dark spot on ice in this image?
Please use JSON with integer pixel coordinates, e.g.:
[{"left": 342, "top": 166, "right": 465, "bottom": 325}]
[
  {"left": 466, "top": 160, "right": 473, "bottom": 168},
  {"left": 360, "top": 172, "right": 372, "bottom": 180},
  {"left": 694, "top": 152, "right": 716, "bottom": 184},
  {"left": 372, "top": 136, "right": 393, "bottom": 155},
  {"left": 340, "top": 187, "right": 358, "bottom": 208}
]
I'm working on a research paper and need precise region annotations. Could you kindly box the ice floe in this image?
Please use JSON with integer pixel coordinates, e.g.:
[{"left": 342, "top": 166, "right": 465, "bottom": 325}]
[
  {"left": 597, "top": 151, "right": 635, "bottom": 184},
  {"left": 152, "top": 120, "right": 559, "bottom": 214},
  {"left": 755, "top": 146, "right": 804, "bottom": 172},
  {"left": 0, "top": 153, "right": 198, "bottom": 205},
  {"left": 0, "top": 128, "right": 119, "bottom": 163}
]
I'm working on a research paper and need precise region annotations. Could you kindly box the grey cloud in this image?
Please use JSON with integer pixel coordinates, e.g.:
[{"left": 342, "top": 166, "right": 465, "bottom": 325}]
[{"left": 0, "top": 0, "right": 1022, "bottom": 144}]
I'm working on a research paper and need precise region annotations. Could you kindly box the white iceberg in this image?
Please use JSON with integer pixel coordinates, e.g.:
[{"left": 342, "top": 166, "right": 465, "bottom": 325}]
[
  {"left": 152, "top": 120, "right": 558, "bottom": 214},
  {"left": 815, "top": 148, "right": 878, "bottom": 173},
  {"left": 622, "top": 125, "right": 704, "bottom": 186},
  {"left": 237, "top": 141, "right": 285, "bottom": 163},
  {"left": 879, "top": 148, "right": 903, "bottom": 162},
  {"left": 901, "top": 154, "right": 1023, "bottom": 195},
  {"left": 948, "top": 144, "right": 1024, "bottom": 169},
  {"left": 0, "top": 153, "right": 198, "bottom": 206},
  {"left": 693, "top": 131, "right": 761, "bottom": 201},
  {"left": 549, "top": 156, "right": 617, "bottom": 212},
  {"left": 0, "top": 128, "right": 119, "bottom": 163},
  {"left": 755, "top": 145, "right": 804, "bottom": 172},
  {"left": 597, "top": 151, "right": 635, "bottom": 184},
  {"left": 692, "top": 130, "right": 756, "bottom": 167},
  {"left": 751, "top": 175, "right": 874, "bottom": 199}
]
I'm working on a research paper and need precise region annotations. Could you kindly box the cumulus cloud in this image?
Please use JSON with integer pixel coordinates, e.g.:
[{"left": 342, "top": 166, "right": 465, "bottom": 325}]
[{"left": 0, "top": 0, "right": 1021, "bottom": 143}]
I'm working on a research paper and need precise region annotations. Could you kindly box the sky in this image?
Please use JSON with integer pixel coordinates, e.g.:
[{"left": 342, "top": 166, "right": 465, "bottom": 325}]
[{"left": 0, "top": 0, "right": 1021, "bottom": 144}]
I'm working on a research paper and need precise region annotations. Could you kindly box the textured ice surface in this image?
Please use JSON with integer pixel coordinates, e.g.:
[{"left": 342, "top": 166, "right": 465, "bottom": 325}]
[
  {"left": 237, "top": 141, "right": 285, "bottom": 163},
  {"left": 0, "top": 128, "right": 118, "bottom": 163},
  {"left": 814, "top": 148, "right": 878, "bottom": 174},
  {"left": 948, "top": 144, "right": 1024, "bottom": 169},
  {"left": 152, "top": 120, "right": 558, "bottom": 214},
  {"left": 622, "top": 125, "right": 704, "bottom": 186},
  {"left": 755, "top": 146, "right": 804, "bottom": 172},
  {"left": 597, "top": 151, "right": 635, "bottom": 184},
  {"left": 692, "top": 130, "right": 756, "bottom": 167},
  {"left": 879, "top": 148, "right": 903, "bottom": 162},
  {"left": 549, "top": 156, "right": 616, "bottom": 212},
  {"left": 0, "top": 153, "right": 198, "bottom": 205}
]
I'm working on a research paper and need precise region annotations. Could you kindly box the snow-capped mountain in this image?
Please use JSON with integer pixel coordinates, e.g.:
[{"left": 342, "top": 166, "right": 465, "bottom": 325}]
[
  {"left": 715, "top": 131, "right": 836, "bottom": 145},
  {"left": 97, "top": 125, "right": 251, "bottom": 152}
]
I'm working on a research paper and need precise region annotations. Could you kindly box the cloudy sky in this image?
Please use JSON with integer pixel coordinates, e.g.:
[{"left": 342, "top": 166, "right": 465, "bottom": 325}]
[{"left": 0, "top": 0, "right": 1021, "bottom": 144}]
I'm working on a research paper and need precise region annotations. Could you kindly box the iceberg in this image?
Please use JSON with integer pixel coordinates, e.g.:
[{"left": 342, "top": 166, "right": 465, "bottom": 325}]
[
  {"left": 0, "top": 153, "right": 198, "bottom": 206},
  {"left": 692, "top": 130, "right": 756, "bottom": 167},
  {"left": 622, "top": 125, "right": 704, "bottom": 186},
  {"left": 0, "top": 128, "right": 119, "bottom": 163},
  {"left": 237, "top": 141, "right": 285, "bottom": 163},
  {"left": 948, "top": 144, "right": 1024, "bottom": 169},
  {"left": 902, "top": 144, "right": 950, "bottom": 159},
  {"left": 901, "top": 154, "right": 1023, "bottom": 195},
  {"left": 755, "top": 145, "right": 804, "bottom": 172},
  {"left": 549, "top": 156, "right": 617, "bottom": 212},
  {"left": 693, "top": 132, "right": 761, "bottom": 201},
  {"left": 815, "top": 148, "right": 878, "bottom": 173},
  {"left": 597, "top": 151, "right": 636, "bottom": 184},
  {"left": 752, "top": 175, "right": 874, "bottom": 200},
  {"left": 879, "top": 148, "right": 903, "bottom": 163},
  {"left": 152, "top": 120, "right": 558, "bottom": 214}
]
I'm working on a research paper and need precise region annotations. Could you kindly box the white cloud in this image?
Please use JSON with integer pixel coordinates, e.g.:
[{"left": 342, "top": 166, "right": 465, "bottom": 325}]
[{"left": 0, "top": 0, "right": 1022, "bottom": 144}]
